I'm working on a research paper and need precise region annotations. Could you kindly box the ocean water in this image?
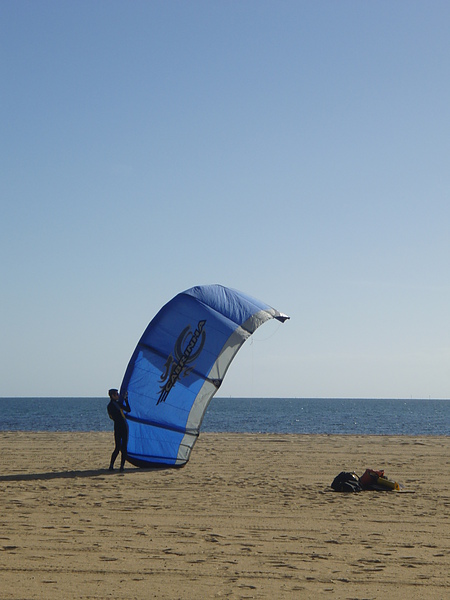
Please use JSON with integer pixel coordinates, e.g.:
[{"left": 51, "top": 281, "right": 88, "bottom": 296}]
[{"left": 0, "top": 397, "right": 448, "bottom": 436}]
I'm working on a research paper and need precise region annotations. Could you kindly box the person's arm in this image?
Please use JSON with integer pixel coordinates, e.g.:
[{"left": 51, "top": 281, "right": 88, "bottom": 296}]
[{"left": 121, "top": 391, "right": 131, "bottom": 413}]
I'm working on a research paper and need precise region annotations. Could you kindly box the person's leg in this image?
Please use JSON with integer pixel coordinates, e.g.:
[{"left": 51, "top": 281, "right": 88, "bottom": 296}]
[
  {"left": 109, "top": 426, "right": 121, "bottom": 469},
  {"left": 119, "top": 424, "right": 128, "bottom": 471}
]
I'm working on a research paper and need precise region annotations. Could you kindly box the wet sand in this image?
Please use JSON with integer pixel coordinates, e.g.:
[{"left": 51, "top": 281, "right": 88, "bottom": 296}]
[{"left": 0, "top": 432, "right": 449, "bottom": 599}]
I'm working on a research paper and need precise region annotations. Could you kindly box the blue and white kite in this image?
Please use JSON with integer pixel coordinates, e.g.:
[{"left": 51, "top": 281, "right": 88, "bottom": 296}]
[{"left": 119, "top": 284, "right": 289, "bottom": 467}]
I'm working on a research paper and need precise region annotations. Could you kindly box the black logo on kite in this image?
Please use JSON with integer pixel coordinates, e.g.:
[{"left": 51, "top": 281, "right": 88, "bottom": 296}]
[{"left": 157, "top": 320, "right": 207, "bottom": 405}]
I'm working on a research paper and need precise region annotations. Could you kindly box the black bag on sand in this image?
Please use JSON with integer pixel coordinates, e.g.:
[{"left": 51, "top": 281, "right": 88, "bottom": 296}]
[{"left": 331, "top": 471, "right": 362, "bottom": 493}]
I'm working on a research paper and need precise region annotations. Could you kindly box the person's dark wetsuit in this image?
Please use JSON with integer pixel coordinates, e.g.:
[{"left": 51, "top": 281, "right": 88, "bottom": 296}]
[{"left": 107, "top": 390, "right": 131, "bottom": 471}]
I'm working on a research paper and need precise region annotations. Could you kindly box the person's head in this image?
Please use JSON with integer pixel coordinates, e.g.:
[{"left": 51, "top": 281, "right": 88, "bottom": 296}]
[{"left": 108, "top": 388, "right": 119, "bottom": 399}]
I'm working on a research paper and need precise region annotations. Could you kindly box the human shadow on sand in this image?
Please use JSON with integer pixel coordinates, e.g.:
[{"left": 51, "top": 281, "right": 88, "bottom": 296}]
[{"left": 0, "top": 466, "right": 170, "bottom": 482}]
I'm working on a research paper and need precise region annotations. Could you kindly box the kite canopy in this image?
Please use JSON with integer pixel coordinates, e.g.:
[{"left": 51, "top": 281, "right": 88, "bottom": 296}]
[{"left": 120, "top": 284, "right": 289, "bottom": 467}]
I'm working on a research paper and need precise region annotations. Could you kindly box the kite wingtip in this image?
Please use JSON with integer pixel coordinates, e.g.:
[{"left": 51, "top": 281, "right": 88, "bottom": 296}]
[{"left": 276, "top": 313, "right": 290, "bottom": 323}]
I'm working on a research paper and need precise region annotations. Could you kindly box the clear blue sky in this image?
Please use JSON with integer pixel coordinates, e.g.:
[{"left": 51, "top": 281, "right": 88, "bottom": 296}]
[{"left": 1, "top": 1, "right": 449, "bottom": 398}]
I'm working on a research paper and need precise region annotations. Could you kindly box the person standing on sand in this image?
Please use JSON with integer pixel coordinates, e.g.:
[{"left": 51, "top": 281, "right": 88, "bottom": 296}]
[{"left": 107, "top": 388, "right": 131, "bottom": 471}]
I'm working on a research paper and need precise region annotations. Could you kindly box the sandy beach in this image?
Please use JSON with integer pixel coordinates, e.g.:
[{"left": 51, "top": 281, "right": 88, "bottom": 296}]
[{"left": 0, "top": 432, "right": 448, "bottom": 599}]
